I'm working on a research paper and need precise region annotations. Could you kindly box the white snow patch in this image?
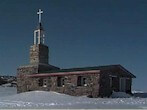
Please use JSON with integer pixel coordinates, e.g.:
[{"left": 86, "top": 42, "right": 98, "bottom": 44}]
[{"left": 132, "top": 90, "right": 145, "bottom": 93}]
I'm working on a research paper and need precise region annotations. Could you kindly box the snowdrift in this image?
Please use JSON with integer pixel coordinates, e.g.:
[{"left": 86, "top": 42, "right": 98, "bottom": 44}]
[
  {"left": 0, "top": 87, "right": 147, "bottom": 109},
  {"left": 111, "top": 91, "right": 131, "bottom": 98},
  {"left": 133, "top": 90, "right": 147, "bottom": 98}
]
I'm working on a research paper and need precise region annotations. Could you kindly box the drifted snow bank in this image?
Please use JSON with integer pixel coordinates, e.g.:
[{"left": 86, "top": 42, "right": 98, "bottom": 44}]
[
  {"left": 0, "top": 90, "right": 146, "bottom": 109},
  {"left": 111, "top": 92, "right": 131, "bottom": 98}
]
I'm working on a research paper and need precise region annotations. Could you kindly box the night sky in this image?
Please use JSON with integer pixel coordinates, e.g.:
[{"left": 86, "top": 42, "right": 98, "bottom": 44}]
[{"left": 0, "top": 0, "right": 146, "bottom": 91}]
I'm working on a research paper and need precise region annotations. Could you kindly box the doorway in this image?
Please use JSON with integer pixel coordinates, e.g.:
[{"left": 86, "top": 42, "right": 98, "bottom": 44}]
[{"left": 119, "top": 78, "right": 126, "bottom": 92}]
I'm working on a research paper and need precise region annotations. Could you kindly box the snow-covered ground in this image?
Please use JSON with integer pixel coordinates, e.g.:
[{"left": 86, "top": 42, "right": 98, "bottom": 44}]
[
  {"left": 0, "top": 86, "right": 16, "bottom": 97},
  {"left": 0, "top": 86, "right": 147, "bottom": 109}
]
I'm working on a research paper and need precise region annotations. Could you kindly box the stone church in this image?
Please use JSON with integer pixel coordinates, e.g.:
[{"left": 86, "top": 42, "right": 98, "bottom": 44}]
[{"left": 17, "top": 9, "right": 136, "bottom": 98}]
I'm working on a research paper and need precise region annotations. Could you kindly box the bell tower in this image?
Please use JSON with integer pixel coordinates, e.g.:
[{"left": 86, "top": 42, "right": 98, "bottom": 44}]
[
  {"left": 17, "top": 9, "right": 59, "bottom": 93},
  {"left": 30, "top": 9, "right": 49, "bottom": 65}
]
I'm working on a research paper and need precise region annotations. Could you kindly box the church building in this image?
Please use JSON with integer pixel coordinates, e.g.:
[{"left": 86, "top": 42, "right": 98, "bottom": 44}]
[{"left": 17, "top": 9, "right": 136, "bottom": 98}]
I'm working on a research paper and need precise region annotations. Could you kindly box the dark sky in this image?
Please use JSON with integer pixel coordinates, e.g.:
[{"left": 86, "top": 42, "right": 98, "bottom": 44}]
[{"left": 0, "top": 0, "right": 146, "bottom": 91}]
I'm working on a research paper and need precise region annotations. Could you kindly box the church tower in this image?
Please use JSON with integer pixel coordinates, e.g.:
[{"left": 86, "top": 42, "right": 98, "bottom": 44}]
[
  {"left": 17, "top": 9, "right": 59, "bottom": 93},
  {"left": 30, "top": 9, "right": 49, "bottom": 65}
]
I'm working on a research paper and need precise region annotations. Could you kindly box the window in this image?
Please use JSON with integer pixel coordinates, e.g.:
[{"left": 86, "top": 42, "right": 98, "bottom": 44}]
[
  {"left": 57, "top": 77, "right": 65, "bottom": 87},
  {"left": 77, "top": 76, "right": 87, "bottom": 86},
  {"left": 43, "top": 79, "right": 47, "bottom": 87},
  {"left": 38, "top": 78, "right": 43, "bottom": 87},
  {"left": 38, "top": 78, "right": 48, "bottom": 87}
]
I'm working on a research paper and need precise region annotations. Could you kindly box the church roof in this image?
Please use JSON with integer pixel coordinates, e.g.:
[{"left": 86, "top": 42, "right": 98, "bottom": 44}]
[
  {"left": 29, "top": 64, "right": 136, "bottom": 78},
  {"left": 44, "top": 64, "right": 119, "bottom": 73}
]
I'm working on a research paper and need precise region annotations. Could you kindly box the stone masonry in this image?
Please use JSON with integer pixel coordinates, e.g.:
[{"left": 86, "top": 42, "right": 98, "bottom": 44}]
[{"left": 30, "top": 44, "right": 49, "bottom": 65}]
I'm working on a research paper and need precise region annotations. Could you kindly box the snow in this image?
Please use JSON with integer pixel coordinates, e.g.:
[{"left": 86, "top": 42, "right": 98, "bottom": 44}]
[
  {"left": 111, "top": 91, "right": 131, "bottom": 98},
  {"left": 0, "top": 87, "right": 147, "bottom": 109},
  {"left": 133, "top": 90, "right": 145, "bottom": 93},
  {"left": 0, "top": 86, "right": 16, "bottom": 97}
]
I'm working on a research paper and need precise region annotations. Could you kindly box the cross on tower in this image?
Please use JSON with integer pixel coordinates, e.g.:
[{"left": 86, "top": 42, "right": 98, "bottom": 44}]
[
  {"left": 34, "top": 9, "right": 45, "bottom": 45},
  {"left": 37, "top": 9, "right": 43, "bottom": 23}
]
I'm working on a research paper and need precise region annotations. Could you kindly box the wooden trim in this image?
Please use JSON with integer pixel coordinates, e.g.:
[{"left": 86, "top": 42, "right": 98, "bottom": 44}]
[{"left": 27, "top": 70, "right": 100, "bottom": 78}]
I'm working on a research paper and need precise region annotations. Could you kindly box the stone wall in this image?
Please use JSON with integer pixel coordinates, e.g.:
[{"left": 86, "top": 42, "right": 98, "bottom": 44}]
[
  {"left": 21, "top": 73, "right": 101, "bottom": 98},
  {"left": 30, "top": 44, "right": 49, "bottom": 64},
  {"left": 99, "top": 70, "right": 133, "bottom": 97},
  {"left": 17, "top": 65, "right": 38, "bottom": 93},
  {"left": 17, "top": 68, "right": 133, "bottom": 97},
  {"left": 17, "top": 64, "right": 133, "bottom": 97},
  {"left": 17, "top": 64, "right": 59, "bottom": 93},
  {"left": 99, "top": 72, "right": 112, "bottom": 97}
]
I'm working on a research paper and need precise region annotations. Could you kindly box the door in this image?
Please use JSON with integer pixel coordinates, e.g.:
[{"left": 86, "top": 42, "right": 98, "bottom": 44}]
[{"left": 119, "top": 78, "right": 126, "bottom": 92}]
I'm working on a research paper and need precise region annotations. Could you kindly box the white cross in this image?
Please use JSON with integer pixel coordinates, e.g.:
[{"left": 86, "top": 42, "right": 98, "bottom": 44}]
[{"left": 37, "top": 9, "right": 43, "bottom": 23}]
